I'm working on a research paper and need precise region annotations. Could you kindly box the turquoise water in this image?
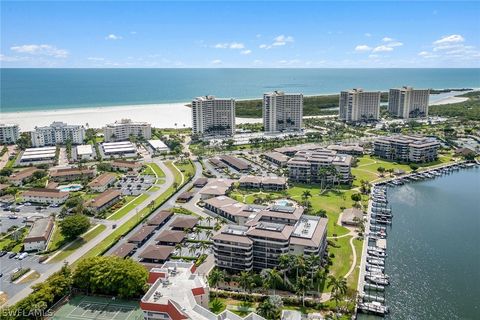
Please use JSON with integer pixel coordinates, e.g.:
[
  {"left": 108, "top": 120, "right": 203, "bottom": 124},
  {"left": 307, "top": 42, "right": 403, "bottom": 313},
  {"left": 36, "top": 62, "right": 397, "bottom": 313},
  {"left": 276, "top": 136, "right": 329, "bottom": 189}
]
[
  {"left": 360, "top": 168, "right": 480, "bottom": 320},
  {"left": 57, "top": 184, "right": 83, "bottom": 192},
  {"left": 1, "top": 68, "right": 479, "bottom": 112}
]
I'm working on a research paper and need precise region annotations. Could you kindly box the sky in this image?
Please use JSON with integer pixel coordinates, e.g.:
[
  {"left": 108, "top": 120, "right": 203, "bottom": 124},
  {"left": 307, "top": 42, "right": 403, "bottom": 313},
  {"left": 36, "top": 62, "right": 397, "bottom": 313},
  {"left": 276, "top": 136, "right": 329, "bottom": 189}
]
[{"left": 1, "top": 1, "right": 480, "bottom": 68}]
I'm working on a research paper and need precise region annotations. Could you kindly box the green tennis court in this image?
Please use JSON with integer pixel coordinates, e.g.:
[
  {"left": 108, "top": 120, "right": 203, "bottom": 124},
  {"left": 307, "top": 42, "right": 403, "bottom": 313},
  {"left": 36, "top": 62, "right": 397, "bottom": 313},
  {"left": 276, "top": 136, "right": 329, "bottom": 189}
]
[{"left": 52, "top": 295, "right": 143, "bottom": 320}]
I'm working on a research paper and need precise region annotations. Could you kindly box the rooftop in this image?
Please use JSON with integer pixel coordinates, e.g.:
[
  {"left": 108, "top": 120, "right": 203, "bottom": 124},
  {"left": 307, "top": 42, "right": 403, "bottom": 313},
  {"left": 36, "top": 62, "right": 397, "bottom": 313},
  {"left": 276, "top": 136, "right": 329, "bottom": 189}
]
[{"left": 86, "top": 189, "right": 122, "bottom": 208}]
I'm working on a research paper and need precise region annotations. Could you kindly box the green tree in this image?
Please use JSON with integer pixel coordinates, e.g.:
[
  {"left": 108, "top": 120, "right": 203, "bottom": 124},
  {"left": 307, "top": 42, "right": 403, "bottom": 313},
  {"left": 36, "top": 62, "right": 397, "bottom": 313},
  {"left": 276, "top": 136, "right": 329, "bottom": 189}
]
[
  {"left": 327, "top": 275, "right": 348, "bottom": 312},
  {"left": 238, "top": 271, "right": 255, "bottom": 300},
  {"left": 207, "top": 268, "right": 225, "bottom": 297},
  {"left": 261, "top": 268, "right": 282, "bottom": 295},
  {"left": 59, "top": 214, "right": 90, "bottom": 240},
  {"left": 295, "top": 275, "right": 310, "bottom": 306},
  {"left": 72, "top": 256, "right": 147, "bottom": 298}
]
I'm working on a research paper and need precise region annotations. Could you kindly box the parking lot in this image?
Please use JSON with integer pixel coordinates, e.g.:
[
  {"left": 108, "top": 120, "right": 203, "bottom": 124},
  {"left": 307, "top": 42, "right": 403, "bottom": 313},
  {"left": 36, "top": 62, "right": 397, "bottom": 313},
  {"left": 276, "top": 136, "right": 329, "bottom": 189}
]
[
  {"left": 0, "top": 252, "right": 54, "bottom": 299},
  {"left": 115, "top": 175, "right": 155, "bottom": 196}
]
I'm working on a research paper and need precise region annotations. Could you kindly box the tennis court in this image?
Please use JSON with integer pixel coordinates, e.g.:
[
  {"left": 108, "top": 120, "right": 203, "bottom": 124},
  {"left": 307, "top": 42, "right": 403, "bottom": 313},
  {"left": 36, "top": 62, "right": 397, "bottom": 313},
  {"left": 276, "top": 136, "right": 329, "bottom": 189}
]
[{"left": 52, "top": 295, "right": 143, "bottom": 320}]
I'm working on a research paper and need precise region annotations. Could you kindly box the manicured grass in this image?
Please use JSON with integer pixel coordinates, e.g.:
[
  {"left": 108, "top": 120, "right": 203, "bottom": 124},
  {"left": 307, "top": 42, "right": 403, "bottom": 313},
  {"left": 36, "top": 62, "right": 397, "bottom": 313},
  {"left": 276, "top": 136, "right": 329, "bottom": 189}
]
[
  {"left": 106, "top": 193, "right": 150, "bottom": 220},
  {"left": 144, "top": 163, "right": 166, "bottom": 178},
  {"left": 17, "top": 271, "right": 40, "bottom": 284},
  {"left": 148, "top": 186, "right": 161, "bottom": 192},
  {"left": 328, "top": 236, "right": 354, "bottom": 282},
  {"left": 347, "top": 237, "right": 363, "bottom": 290},
  {"left": 48, "top": 224, "right": 107, "bottom": 263},
  {"left": 75, "top": 160, "right": 195, "bottom": 265},
  {"left": 288, "top": 185, "right": 355, "bottom": 237},
  {"left": 47, "top": 223, "right": 66, "bottom": 251}
]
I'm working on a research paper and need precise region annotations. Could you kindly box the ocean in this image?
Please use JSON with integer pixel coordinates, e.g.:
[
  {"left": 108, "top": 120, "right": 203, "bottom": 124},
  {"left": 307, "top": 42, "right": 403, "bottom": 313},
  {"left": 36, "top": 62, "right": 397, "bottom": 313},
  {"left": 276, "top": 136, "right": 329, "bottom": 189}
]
[
  {"left": 359, "top": 168, "right": 480, "bottom": 320},
  {"left": 1, "top": 68, "right": 480, "bottom": 113}
]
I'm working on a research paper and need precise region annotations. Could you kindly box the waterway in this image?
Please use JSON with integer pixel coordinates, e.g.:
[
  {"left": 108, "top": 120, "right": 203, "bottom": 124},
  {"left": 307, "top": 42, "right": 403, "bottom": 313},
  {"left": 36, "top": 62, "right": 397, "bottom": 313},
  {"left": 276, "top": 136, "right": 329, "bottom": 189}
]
[{"left": 359, "top": 167, "right": 480, "bottom": 320}]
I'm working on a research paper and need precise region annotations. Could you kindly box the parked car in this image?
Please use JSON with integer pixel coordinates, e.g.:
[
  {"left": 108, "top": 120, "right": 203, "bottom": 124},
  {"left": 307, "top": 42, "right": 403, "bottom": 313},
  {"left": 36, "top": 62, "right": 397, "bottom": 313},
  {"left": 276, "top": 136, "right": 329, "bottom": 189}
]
[
  {"left": 0, "top": 251, "right": 7, "bottom": 257},
  {"left": 0, "top": 273, "right": 3, "bottom": 278},
  {"left": 9, "top": 252, "right": 17, "bottom": 259},
  {"left": 18, "top": 252, "right": 28, "bottom": 260}
]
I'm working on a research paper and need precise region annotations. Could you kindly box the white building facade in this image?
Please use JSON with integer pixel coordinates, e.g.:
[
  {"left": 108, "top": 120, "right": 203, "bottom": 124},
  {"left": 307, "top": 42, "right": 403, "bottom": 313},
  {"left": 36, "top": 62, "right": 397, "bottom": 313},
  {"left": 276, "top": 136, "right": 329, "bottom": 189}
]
[
  {"left": 339, "top": 89, "right": 381, "bottom": 122},
  {"left": 191, "top": 96, "right": 235, "bottom": 139},
  {"left": 388, "top": 86, "right": 430, "bottom": 119},
  {"left": 103, "top": 119, "right": 152, "bottom": 142},
  {"left": 31, "top": 122, "right": 85, "bottom": 147},
  {"left": 263, "top": 91, "right": 303, "bottom": 132},
  {"left": 0, "top": 124, "right": 20, "bottom": 144}
]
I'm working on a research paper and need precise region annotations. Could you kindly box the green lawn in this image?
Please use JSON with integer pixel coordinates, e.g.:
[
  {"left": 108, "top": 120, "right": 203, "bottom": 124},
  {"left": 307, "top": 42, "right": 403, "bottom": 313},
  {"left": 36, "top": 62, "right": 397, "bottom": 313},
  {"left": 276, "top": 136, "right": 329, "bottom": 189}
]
[
  {"left": 106, "top": 193, "right": 150, "bottom": 220},
  {"left": 144, "top": 163, "right": 166, "bottom": 178},
  {"left": 48, "top": 224, "right": 107, "bottom": 263},
  {"left": 46, "top": 223, "right": 66, "bottom": 251},
  {"left": 328, "top": 236, "right": 354, "bottom": 282},
  {"left": 347, "top": 237, "right": 363, "bottom": 290},
  {"left": 148, "top": 186, "right": 161, "bottom": 192},
  {"left": 75, "top": 160, "right": 194, "bottom": 265}
]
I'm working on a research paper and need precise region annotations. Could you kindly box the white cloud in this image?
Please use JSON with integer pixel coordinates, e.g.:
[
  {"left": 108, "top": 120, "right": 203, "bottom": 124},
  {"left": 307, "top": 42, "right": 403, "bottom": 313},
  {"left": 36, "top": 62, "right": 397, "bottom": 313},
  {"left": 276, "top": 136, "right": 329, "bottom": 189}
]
[
  {"left": 130, "top": 31, "right": 137, "bottom": 35},
  {"left": 372, "top": 45, "right": 393, "bottom": 53},
  {"left": 368, "top": 54, "right": 380, "bottom": 59},
  {"left": 211, "top": 59, "right": 222, "bottom": 65},
  {"left": 364, "top": 33, "right": 372, "bottom": 37},
  {"left": 382, "top": 37, "right": 394, "bottom": 42},
  {"left": 272, "top": 35, "right": 294, "bottom": 46},
  {"left": 105, "top": 34, "right": 122, "bottom": 40},
  {"left": 434, "top": 34, "right": 464, "bottom": 45},
  {"left": 256, "top": 34, "right": 262, "bottom": 38},
  {"left": 229, "top": 42, "right": 245, "bottom": 49},
  {"left": 10, "top": 44, "right": 69, "bottom": 58},
  {"left": 355, "top": 45, "right": 372, "bottom": 52},
  {"left": 259, "top": 35, "right": 294, "bottom": 49},
  {"left": 241, "top": 49, "right": 252, "bottom": 55},
  {"left": 87, "top": 57, "right": 105, "bottom": 61},
  {"left": 387, "top": 41, "right": 403, "bottom": 47},
  {"left": 214, "top": 42, "right": 245, "bottom": 49}
]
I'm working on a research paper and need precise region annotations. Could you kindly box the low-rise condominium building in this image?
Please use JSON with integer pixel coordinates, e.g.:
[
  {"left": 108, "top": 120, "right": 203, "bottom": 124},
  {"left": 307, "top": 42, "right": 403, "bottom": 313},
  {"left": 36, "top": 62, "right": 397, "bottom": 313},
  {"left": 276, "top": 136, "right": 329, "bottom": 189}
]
[
  {"left": 103, "top": 119, "right": 152, "bottom": 142},
  {"left": 87, "top": 172, "right": 117, "bottom": 192},
  {"left": 287, "top": 148, "right": 353, "bottom": 184},
  {"left": 50, "top": 167, "right": 96, "bottom": 182},
  {"left": 373, "top": 135, "right": 440, "bottom": 163},
  {"left": 24, "top": 217, "right": 54, "bottom": 252},
  {"left": 191, "top": 95, "right": 235, "bottom": 139},
  {"left": 339, "top": 88, "right": 381, "bottom": 122},
  {"left": 85, "top": 189, "right": 122, "bottom": 213},
  {"left": 0, "top": 123, "right": 20, "bottom": 144},
  {"left": 22, "top": 188, "right": 69, "bottom": 205},
  {"left": 263, "top": 91, "right": 303, "bottom": 133},
  {"left": 388, "top": 86, "right": 430, "bottom": 119},
  {"left": 31, "top": 122, "right": 85, "bottom": 147}
]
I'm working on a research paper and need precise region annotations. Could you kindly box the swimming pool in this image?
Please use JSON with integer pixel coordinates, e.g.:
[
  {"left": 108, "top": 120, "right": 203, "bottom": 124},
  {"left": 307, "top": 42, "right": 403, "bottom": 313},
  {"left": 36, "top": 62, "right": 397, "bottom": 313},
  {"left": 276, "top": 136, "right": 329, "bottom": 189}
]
[
  {"left": 57, "top": 184, "right": 83, "bottom": 192},
  {"left": 275, "top": 199, "right": 295, "bottom": 207}
]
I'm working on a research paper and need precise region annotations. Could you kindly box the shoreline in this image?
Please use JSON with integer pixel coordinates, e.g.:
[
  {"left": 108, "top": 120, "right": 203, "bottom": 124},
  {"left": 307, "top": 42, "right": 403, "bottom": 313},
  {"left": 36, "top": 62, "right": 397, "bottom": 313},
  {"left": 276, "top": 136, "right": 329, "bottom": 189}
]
[{"left": 1, "top": 88, "right": 476, "bottom": 131}]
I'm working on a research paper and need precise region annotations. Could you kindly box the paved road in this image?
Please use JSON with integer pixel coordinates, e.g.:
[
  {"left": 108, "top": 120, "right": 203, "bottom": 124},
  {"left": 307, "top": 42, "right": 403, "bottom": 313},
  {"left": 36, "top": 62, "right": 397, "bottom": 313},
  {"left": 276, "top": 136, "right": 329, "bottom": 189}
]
[{"left": 5, "top": 160, "right": 175, "bottom": 306}]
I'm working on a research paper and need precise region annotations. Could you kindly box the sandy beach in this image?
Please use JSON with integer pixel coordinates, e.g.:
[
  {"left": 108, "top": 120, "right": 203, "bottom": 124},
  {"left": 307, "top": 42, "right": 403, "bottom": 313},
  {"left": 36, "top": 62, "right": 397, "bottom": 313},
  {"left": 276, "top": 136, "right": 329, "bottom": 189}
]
[
  {"left": 1, "top": 102, "right": 262, "bottom": 132},
  {"left": 429, "top": 96, "right": 469, "bottom": 106}
]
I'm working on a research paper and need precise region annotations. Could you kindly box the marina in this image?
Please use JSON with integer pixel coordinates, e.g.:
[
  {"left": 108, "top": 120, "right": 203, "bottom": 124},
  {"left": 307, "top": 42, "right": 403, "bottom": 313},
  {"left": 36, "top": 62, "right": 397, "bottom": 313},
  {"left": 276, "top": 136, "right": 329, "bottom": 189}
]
[{"left": 356, "top": 161, "right": 479, "bottom": 318}]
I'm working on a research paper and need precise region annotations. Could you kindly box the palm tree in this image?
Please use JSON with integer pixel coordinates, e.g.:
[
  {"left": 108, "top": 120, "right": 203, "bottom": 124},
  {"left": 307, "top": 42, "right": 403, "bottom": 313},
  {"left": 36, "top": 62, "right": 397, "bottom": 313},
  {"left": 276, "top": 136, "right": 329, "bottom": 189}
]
[
  {"left": 301, "top": 190, "right": 312, "bottom": 206},
  {"left": 205, "top": 229, "right": 213, "bottom": 240},
  {"left": 306, "top": 254, "right": 320, "bottom": 286},
  {"left": 261, "top": 268, "right": 282, "bottom": 295},
  {"left": 327, "top": 276, "right": 347, "bottom": 312},
  {"left": 199, "top": 242, "right": 209, "bottom": 254},
  {"left": 278, "top": 254, "right": 292, "bottom": 283},
  {"left": 295, "top": 255, "right": 306, "bottom": 280},
  {"left": 175, "top": 243, "right": 183, "bottom": 255},
  {"left": 208, "top": 268, "right": 224, "bottom": 297},
  {"left": 313, "top": 269, "right": 327, "bottom": 296},
  {"left": 295, "top": 275, "right": 310, "bottom": 306},
  {"left": 188, "top": 246, "right": 196, "bottom": 257},
  {"left": 238, "top": 271, "right": 254, "bottom": 300},
  {"left": 206, "top": 216, "right": 212, "bottom": 227},
  {"left": 194, "top": 228, "right": 202, "bottom": 240}
]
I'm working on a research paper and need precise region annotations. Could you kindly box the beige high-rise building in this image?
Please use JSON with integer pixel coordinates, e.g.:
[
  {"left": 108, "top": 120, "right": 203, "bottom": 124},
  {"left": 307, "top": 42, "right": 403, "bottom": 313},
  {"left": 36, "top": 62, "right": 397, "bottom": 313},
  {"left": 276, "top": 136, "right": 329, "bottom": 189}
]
[
  {"left": 103, "top": 119, "right": 151, "bottom": 142},
  {"left": 388, "top": 86, "right": 430, "bottom": 119},
  {"left": 31, "top": 122, "right": 85, "bottom": 147},
  {"left": 191, "top": 95, "right": 235, "bottom": 139},
  {"left": 263, "top": 91, "right": 303, "bottom": 132},
  {"left": 339, "top": 88, "right": 381, "bottom": 122}
]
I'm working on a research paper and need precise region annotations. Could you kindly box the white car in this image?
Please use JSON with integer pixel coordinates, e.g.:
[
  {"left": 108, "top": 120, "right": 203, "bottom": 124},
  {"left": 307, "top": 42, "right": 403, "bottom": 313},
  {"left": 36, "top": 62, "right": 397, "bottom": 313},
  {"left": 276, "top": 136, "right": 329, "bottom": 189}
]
[{"left": 17, "top": 252, "right": 28, "bottom": 260}]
